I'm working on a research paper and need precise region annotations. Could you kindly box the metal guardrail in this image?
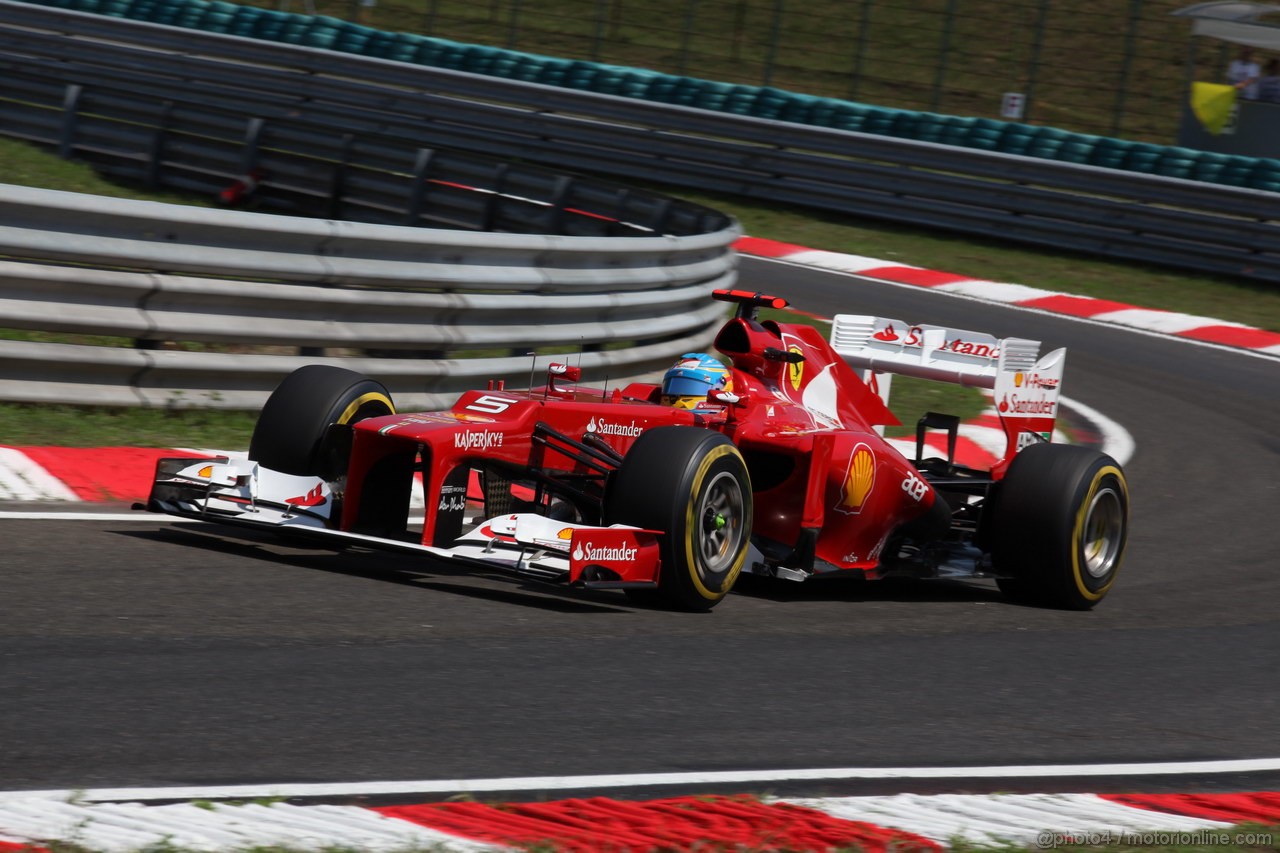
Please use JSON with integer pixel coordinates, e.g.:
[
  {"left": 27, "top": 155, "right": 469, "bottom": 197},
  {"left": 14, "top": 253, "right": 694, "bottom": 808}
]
[
  {"left": 2, "top": 1, "right": 1277, "bottom": 285},
  {"left": 0, "top": 186, "right": 736, "bottom": 410}
]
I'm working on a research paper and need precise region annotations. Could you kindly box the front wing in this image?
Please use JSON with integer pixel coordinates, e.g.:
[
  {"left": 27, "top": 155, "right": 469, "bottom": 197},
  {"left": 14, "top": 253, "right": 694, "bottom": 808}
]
[{"left": 144, "top": 456, "right": 662, "bottom": 590}]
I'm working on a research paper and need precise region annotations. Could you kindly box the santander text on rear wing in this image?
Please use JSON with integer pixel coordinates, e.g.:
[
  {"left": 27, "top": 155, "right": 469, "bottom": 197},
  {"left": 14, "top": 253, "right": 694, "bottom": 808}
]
[{"left": 829, "top": 315, "right": 1066, "bottom": 468}]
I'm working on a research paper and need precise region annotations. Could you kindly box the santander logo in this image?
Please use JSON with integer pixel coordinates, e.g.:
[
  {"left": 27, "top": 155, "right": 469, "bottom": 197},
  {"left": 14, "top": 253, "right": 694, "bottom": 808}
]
[
  {"left": 873, "top": 322, "right": 1000, "bottom": 358},
  {"left": 998, "top": 394, "right": 1057, "bottom": 415},
  {"left": 586, "top": 417, "right": 644, "bottom": 438},
  {"left": 573, "top": 541, "right": 639, "bottom": 563}
]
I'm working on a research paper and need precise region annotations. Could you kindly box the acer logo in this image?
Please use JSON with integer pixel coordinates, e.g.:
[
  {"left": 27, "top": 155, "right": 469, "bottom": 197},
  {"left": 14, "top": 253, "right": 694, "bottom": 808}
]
[{"left": 901, "top": 472, "right": 928, "bottom": 502}]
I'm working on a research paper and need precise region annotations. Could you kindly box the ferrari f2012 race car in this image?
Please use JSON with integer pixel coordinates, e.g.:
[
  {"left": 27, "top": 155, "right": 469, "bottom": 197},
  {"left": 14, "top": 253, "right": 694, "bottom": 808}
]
[{"left": 146, "top": 289, "right": 1129, "bottom": 611}]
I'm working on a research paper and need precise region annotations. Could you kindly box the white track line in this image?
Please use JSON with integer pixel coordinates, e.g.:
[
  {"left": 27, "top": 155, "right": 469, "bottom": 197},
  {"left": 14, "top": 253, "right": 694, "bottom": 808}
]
[{"left": 4, "top": 758, "right": 1280, "bottom": 803}]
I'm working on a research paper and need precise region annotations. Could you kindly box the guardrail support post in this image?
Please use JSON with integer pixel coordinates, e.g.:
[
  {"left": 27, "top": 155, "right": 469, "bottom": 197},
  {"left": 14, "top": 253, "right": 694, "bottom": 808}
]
[
  {"left": 330, "top": 133, "right": 354, "bottom": 220},
  {"left": 59, "top": 84, "right": 83, "bottom": 160},
  {"left": 649, "top": 198, "right": 673, "bottom": 236},
  {"left": 240, "top": 117, "right": 265, "bottom": 176},
  {"left": 547, "top": 174, "right": 575, "bottom": 235},
  {"left": 406, "top": 147, "right": 435, "bottom": 225},
  {"left": 146, "top": 100, "right": 174, "bottom": 189},
  {"left": 481, "top": 162, "right": 510, "bottom": 232}
]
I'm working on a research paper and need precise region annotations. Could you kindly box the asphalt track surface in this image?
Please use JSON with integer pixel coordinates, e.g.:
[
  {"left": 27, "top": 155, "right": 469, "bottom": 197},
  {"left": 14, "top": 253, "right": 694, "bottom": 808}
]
[{"left": 2, "top": 256, "right": 1278, "bottom": 799}]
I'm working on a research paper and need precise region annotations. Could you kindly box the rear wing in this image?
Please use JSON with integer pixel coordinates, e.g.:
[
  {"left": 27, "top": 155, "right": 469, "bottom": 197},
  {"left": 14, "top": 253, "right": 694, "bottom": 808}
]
[{"left": 830, "top": 314, "right": 1065, "bottom": 466}]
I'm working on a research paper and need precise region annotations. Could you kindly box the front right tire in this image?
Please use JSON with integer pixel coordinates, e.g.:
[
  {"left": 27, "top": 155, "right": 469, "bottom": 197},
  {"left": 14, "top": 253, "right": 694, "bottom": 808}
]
[{"left": 604, "top": 426, "right": 752, "bottom": 611}]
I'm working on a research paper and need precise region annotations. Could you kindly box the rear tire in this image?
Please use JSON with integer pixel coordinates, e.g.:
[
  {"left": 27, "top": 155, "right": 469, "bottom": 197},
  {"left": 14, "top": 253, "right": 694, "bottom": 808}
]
[
  {"left": 992, "top": 444, "right": 1128, "bottom": 610},
  {"left": 249, "top": 365, "right": 395, "bottom": 477},
  {"left": 605, "top": 427, "right": 751, "bottom": 611}
]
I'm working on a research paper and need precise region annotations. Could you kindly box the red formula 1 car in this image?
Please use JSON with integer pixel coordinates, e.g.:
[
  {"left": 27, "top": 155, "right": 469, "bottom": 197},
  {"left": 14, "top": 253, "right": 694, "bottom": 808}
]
[{"left": 146, "top": 290, "right": 1129, "bottom": 610}]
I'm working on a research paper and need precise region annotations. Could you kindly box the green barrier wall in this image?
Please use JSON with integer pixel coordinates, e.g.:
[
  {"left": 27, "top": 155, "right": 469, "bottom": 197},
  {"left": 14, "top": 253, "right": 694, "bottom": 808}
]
[{"left": 27, "top": 0, "right": 1280, "bottom": 193}]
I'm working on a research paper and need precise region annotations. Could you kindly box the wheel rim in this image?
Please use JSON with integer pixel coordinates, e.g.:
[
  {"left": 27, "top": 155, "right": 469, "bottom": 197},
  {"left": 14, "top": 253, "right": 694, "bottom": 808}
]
[
  {"left": 1082, "top": 485, "right": 1124, "bottom": 579},
  {"left": 696, "top": 470, "right": 745, "bottom": 576}
]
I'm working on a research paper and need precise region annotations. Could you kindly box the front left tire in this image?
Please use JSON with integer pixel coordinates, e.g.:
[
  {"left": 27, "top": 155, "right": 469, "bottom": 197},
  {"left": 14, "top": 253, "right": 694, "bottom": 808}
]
[{"left": 248, "top": 365, "right": 395, "bottom": 478}]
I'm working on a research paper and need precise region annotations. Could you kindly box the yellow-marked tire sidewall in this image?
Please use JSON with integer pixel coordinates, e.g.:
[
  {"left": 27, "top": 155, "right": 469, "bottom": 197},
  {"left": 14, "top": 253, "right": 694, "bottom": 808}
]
[
  {"left": 680, "top": 444, "right": 750, "bottom": 602},
  {"left": 1069, "top": 464, "right": 1128, "bottom": 602},
  {"left": 337, "top": 391, "right": 396, "bottom": 426},
  {"left": 249, "top": 365, "right": 395, "bottom": 477},
  {"left": 602, "top": 426, "right": 753, "bottom": 611},
  {"left": 991, "top": 443, "right": 1130, "bottom": 610}
]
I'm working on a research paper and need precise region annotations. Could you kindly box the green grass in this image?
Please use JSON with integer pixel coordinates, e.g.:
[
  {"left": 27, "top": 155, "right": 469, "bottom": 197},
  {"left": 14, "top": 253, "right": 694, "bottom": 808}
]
[
  {"left": 0, "top": 138, "right": 215, "bottom": 205},
  {"left": 0, "top": 403, "right": 257, "bottom": 448}
]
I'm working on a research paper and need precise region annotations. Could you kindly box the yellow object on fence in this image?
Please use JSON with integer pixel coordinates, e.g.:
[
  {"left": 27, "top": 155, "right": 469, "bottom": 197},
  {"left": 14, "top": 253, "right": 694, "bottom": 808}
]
[{"left": 1190, "top": 82, "right": 1237, "bottom": 135}]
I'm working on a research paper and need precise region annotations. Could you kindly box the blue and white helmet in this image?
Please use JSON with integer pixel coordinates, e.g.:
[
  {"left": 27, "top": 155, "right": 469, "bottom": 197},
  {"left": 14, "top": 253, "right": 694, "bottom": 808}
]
[{"left": 661, "top": 353, "right": 731, "bottom": 410}]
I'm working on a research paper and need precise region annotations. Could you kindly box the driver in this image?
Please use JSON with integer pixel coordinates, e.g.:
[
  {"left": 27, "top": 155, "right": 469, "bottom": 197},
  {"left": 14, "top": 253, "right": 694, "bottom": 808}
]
[{"left": 660, "top": 353, "right": 731, "bottom": 410}]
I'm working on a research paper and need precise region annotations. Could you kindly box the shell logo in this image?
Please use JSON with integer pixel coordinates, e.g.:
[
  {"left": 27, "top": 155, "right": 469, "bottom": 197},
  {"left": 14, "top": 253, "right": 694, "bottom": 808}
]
[
  {"left": 1014, "top": 372, "right": 1025, "bottom": 387},
  {"left": 558, "top": 528, "right": 574, "bottom": 540},
  {"left": 787, "top": 346, "right": 805, "bottom": 391},
  {"left": 835, "top": 443, "right": 876, "bottom": 515}
]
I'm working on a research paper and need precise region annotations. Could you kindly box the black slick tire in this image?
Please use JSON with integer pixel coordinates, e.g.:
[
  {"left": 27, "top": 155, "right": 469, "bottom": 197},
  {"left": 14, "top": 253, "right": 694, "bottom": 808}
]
[
  {"left": 604, "top": 426, "right": 751, "bottom": 611},
  {"left": 991, "top": 443, "right": 1129, "bottom": 610},
  {"left": 248, "top": 365, "right": 395, "bottom": 477}
]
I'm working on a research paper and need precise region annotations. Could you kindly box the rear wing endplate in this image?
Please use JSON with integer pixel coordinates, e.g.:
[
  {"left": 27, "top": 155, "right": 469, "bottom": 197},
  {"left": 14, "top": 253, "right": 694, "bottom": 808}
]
[{"left": 830, "top": 314, "right": 1066, "bottom": 467}]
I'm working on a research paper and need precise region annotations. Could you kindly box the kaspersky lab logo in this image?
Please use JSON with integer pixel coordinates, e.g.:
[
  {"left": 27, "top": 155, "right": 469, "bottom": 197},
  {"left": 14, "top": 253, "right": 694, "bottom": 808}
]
[
  {"left": 586, "top": 417, "right": 643, "bottom": 438},
  {"left": 454, "top": 430, "right": 504, "bottom": 451}
]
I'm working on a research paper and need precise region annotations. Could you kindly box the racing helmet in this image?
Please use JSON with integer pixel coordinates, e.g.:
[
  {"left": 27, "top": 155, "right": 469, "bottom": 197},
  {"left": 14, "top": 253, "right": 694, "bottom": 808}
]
[{"left": 661, "top": 353, "right": 731, "bottom": 410}]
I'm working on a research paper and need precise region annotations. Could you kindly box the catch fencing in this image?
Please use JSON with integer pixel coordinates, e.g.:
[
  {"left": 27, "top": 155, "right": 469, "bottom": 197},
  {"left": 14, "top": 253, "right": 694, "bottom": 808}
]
[
  {"left": 2, "top": 2, "right": 1276, "bottom": 288},
  {"left": 0, "top": 2, "right": 1277, "bottom": 409}
]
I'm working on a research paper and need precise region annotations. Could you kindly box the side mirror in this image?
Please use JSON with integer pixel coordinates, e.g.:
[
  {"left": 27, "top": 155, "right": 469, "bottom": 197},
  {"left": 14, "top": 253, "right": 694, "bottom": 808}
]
[
  {"left": 708, "top": 389, "right": 749, "bottom": 407},
  {"left": 548, "top": 363, "right": 582, "bottom": 381},
  {"left": 763, "top": 346, "right": 805, "bottom": 365}
]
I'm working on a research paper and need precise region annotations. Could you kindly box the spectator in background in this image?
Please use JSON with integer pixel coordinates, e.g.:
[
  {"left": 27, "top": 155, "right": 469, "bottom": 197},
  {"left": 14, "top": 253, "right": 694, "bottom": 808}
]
[
  {"left": 1227, "top": 47, "right": 1262, "bottom": 99},
  {"left": 1259, "top": 58, "right": 1280, "bottom": 103}
]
